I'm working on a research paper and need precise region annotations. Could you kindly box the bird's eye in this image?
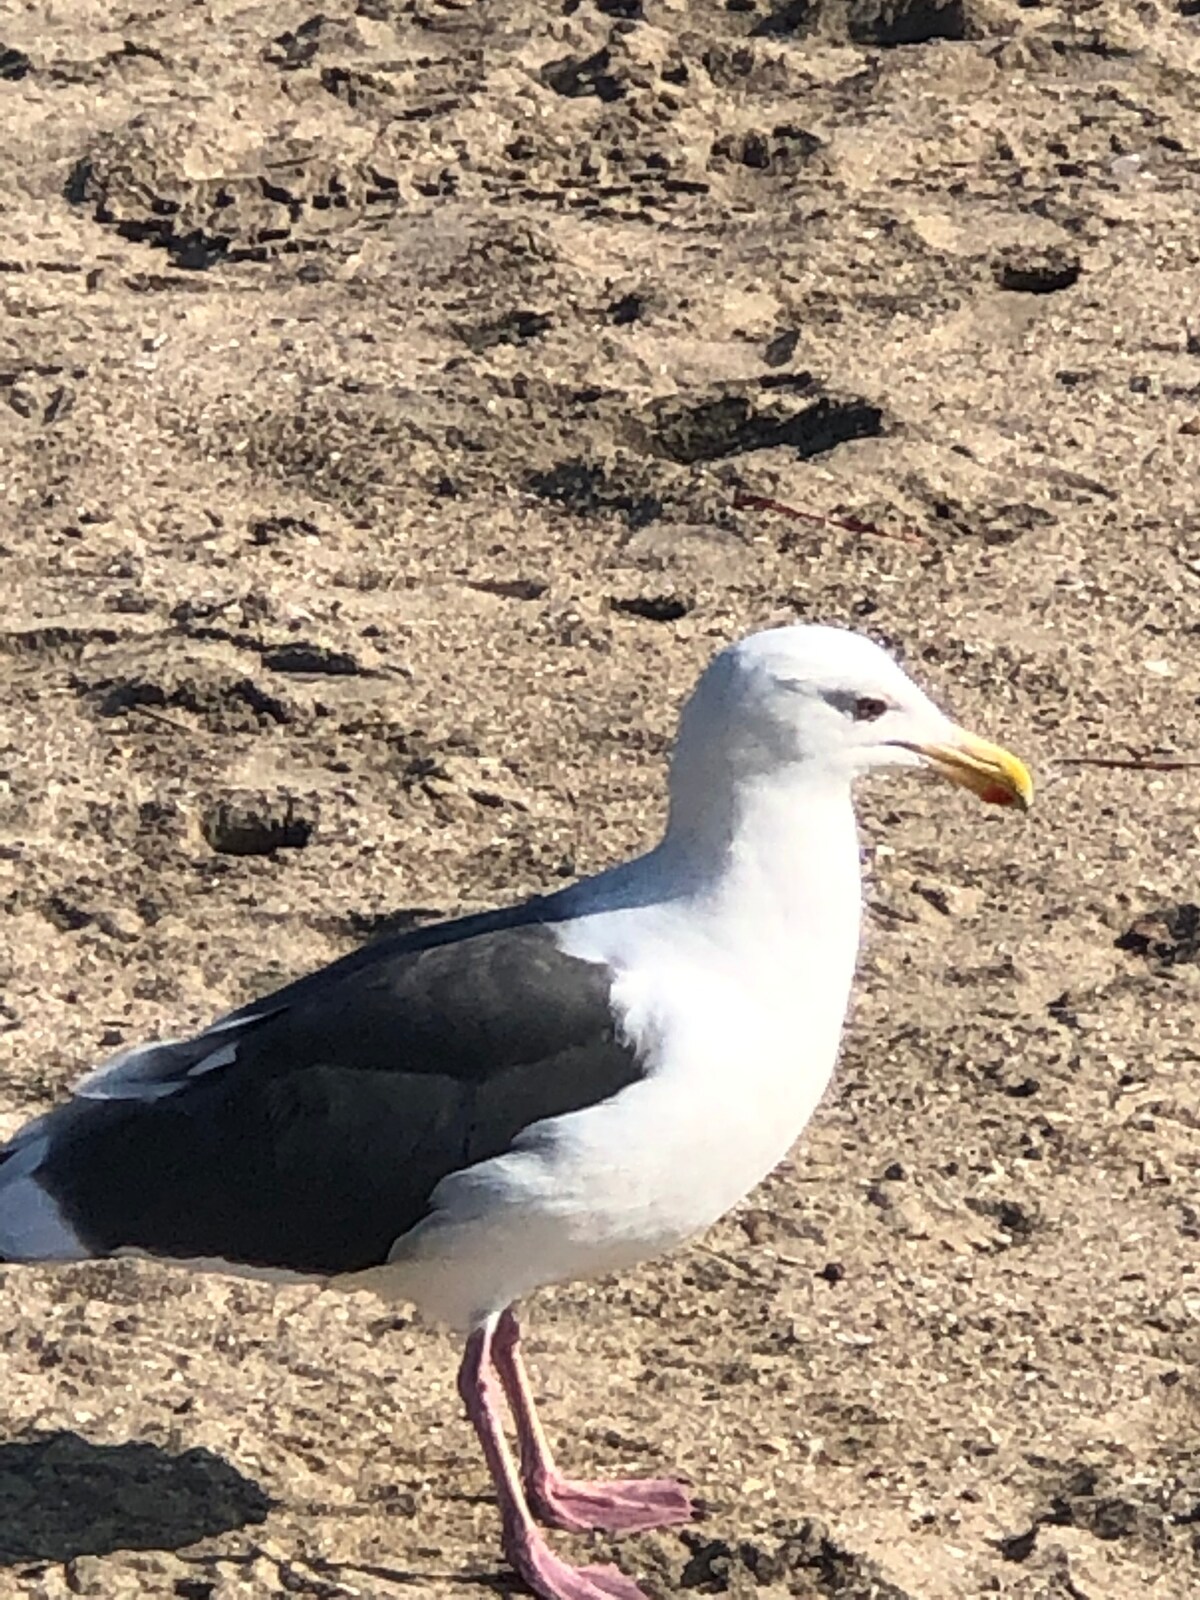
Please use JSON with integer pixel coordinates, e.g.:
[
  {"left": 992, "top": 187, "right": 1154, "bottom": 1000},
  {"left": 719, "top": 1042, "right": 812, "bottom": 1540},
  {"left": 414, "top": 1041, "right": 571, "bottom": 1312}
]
[{"left": 852, "top": 696, "right": 889, "bottom": 723}]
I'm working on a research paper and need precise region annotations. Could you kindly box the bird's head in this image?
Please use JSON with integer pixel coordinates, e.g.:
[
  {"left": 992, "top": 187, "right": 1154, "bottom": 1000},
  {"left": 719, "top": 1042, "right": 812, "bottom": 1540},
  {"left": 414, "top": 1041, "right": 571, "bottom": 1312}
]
[{"left": 677, "top": 624, "right": 1032, "bottom": 810}]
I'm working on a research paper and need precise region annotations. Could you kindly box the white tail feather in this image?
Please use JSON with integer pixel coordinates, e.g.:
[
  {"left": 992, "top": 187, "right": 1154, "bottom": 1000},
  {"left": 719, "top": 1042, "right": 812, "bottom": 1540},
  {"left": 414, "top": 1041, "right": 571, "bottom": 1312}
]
[{"left": 0, "top": 1137, "right": 88, "bottom": 1261}]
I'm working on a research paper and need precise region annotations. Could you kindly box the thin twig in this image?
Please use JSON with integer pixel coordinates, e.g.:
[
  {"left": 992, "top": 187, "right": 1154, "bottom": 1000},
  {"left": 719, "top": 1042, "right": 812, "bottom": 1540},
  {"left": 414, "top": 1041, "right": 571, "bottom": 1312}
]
[
  {"left": 129, "top": 702, "right": 212, "bottom": 739},
  {"left": 733, "top": 490, "right": 926, "bottom": 547},
  {"left": 1057, "top": 755, "right": 1200, "bottom": 772}
]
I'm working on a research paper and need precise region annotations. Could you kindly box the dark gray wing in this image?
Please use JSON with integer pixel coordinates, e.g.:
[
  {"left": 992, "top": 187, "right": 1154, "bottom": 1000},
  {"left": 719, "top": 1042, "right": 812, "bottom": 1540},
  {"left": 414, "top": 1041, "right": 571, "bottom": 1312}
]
[{"left": 8, "top": 906, "right": 643, "bottom": 1275}]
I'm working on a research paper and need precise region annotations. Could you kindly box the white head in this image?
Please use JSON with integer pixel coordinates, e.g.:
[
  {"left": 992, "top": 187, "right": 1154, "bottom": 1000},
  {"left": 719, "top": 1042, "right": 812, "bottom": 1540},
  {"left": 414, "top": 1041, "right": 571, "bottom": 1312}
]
[{"left": 670, "top": 624, "right": 1032, "bottom": 814}]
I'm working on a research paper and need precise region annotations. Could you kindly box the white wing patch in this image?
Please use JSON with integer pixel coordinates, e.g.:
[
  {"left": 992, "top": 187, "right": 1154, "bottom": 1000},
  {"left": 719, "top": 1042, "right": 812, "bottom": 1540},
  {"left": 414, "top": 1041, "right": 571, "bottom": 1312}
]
[
  {"left": 186, "top": 1040, "right": 239, "bottom": 1077},
  {"left": 72, "top": 1013, "right": 256, "bottom": 1102},
  {"left": 73, "top": 1039, "right": 191, "bottom": 1101}
]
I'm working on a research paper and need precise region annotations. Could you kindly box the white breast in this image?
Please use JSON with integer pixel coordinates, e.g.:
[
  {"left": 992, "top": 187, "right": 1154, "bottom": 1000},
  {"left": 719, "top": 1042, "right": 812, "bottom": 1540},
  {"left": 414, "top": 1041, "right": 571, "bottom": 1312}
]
[{"left": 546, "top": 906, "right": 859, "bottom": 1243}]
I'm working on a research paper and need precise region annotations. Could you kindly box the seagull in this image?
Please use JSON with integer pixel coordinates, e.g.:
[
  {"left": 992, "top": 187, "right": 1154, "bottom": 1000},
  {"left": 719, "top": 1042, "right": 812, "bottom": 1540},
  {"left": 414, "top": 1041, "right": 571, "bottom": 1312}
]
[{"left": 0, "top": 624, "right": 1031, "bottom": 1600}]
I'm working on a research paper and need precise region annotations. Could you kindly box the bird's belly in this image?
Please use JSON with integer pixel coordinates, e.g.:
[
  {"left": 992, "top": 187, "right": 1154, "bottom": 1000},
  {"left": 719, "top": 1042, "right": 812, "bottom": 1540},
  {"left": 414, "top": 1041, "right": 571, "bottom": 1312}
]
[{"left": 537, "top": 1056, "right": 833, "bottom": 1250}]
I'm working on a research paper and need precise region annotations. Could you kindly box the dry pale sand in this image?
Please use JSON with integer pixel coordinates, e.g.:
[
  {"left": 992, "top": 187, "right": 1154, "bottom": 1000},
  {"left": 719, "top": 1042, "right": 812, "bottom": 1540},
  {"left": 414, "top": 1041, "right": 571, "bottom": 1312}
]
[{"left": 1, "top": 1, "right": 1199, "bottom": 1596}]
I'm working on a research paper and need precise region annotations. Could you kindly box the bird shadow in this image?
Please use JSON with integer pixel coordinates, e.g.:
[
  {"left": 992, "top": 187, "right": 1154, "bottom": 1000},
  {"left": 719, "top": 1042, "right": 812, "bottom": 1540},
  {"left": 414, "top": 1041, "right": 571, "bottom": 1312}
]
[{"left": 0, "top": 1430, "right": 271, "bottom": 1564}]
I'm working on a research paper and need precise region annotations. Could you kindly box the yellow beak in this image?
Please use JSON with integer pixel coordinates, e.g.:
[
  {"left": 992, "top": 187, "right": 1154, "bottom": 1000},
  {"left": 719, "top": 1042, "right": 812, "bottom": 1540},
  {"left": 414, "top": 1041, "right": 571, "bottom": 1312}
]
[{"left": 903, "top": 728, "right": 1034, "bottom": 811}]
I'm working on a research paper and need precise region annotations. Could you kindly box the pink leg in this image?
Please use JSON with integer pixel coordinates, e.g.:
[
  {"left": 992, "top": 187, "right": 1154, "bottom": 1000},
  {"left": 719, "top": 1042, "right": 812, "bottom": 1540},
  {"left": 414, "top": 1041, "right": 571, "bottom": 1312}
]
[
  {"left": 458, "top": 1319, "right": 650, "bottom": 1600},
  {"left": 491, "top": 1308, "right": 694, "bottom": 1537}
]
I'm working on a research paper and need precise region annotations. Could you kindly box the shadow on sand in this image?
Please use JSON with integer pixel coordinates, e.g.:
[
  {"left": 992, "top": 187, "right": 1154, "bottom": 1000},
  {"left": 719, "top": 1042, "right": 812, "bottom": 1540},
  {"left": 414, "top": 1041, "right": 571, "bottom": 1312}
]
[{"left": 0, "top": 1430, "right": 270, "bottom": 1563}]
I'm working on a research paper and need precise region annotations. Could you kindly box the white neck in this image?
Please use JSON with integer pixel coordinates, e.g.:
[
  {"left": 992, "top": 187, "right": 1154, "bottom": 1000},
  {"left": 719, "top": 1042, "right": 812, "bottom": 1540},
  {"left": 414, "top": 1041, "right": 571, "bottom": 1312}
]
[
  {"left": 559, "top": 752, "right": 864, "bottom": 989},
  {"left": 658, "top": 761, "right": 863, "bottom": 946}
]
